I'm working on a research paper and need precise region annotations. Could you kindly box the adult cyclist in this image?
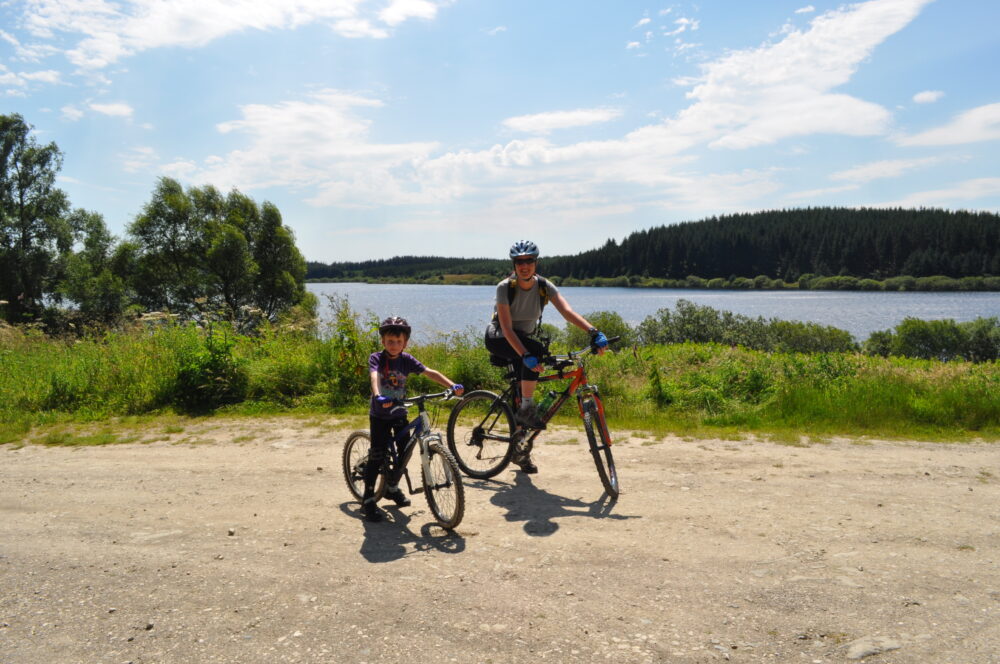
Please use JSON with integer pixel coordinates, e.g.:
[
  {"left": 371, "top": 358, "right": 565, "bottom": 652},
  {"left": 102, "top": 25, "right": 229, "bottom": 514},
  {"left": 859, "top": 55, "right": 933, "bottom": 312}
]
[{"left": 484, "top": 240, "right": 608, "bottom": 473}]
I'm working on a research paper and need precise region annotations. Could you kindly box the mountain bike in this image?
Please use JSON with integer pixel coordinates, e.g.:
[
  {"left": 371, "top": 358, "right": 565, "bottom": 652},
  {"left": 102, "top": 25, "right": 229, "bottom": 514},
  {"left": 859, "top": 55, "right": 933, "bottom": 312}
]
[
  {"left": 343, "top": 389, "right": 465, "bottom": 529},
  {"left": 445, "top": 337, "right": 620, "bottom": 498}
]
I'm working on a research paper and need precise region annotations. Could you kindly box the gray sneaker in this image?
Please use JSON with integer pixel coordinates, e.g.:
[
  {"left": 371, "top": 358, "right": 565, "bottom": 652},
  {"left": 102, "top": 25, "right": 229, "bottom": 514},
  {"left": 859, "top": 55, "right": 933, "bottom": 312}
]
[
  {"left": 384, "top": 486, "right": 411, "bottom": 507},
  {"left": 515, "top": 404, "right": 547, "bottom": 430},
  {"left": 512, "top": 452, "right": 538, "bottom": 474}
]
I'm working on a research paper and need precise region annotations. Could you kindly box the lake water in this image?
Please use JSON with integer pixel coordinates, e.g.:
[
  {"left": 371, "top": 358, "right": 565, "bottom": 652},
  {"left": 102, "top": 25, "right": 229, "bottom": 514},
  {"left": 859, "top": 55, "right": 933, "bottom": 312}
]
[{"left": 308, "top": 282, "right": 1000, "bottom": 343}]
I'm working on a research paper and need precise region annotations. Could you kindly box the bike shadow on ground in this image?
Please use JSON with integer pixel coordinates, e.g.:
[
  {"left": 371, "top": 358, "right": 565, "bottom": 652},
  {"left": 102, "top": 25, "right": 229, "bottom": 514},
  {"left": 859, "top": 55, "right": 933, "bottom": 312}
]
[
  {"left": 468, "top": 472, "right": 638, "bottom": 537},
  {"left": 339, "top": 502, "right": 466, "bottom": 563}
]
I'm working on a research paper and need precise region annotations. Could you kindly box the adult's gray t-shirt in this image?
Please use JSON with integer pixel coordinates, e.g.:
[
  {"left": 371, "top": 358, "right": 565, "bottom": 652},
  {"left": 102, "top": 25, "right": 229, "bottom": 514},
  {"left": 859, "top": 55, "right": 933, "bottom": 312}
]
[{"left": 493, "top": 276, "right": 560, "bottom": 334}]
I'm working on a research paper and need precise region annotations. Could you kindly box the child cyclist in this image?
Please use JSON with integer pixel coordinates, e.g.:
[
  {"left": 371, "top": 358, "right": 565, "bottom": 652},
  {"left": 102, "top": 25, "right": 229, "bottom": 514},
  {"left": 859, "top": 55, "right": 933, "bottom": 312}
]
[{"left": 361, "top": 316, "right": 464, "bottom": 523}]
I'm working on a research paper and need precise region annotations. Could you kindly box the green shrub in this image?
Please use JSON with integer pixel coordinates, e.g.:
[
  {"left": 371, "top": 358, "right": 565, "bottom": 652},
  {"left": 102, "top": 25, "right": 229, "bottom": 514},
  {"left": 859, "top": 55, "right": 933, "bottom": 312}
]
[
  {"left": 175, "top": 328, "right": 248, "bottom": 412},
  {"left": 863, "top": 316, "right": 1000, "bottom": 362},
  {"left": 636, "top": 299, "right": 855, "bottom": 353},
  {"left": 565, "top": 310, "right": 636, "bottom": 349}
]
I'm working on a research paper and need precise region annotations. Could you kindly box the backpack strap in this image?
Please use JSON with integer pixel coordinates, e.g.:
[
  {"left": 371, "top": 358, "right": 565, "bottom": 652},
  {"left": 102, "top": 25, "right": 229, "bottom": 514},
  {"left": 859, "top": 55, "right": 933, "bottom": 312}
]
[
  {"left": 497, "top": 275, "right": 549, "bottom": 331},
  {"left": 506, "top": 275, "right": 549, "bottom": 307}
]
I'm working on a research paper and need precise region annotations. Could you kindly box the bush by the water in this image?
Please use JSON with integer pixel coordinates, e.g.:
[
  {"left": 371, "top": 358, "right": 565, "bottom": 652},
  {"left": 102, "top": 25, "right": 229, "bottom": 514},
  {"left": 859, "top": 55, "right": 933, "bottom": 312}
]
[
  {"left": 864, "top": 316, "right": 1000, "bottom": 362},
  {"left": 635, "top": 299, "right": 858, "bottom": 353}
]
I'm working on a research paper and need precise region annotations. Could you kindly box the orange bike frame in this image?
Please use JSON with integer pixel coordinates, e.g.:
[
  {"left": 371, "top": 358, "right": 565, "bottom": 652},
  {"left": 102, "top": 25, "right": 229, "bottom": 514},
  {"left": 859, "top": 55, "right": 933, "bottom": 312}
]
[{"left": 534, "top": 363, "right": 611, "bottom": 444}]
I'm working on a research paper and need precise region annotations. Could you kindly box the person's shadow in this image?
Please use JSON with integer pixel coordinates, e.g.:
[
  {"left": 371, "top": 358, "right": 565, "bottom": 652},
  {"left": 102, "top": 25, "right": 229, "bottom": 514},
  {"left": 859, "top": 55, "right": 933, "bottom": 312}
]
[
  {"left": 475, "top": 472, "right": 637, "bottom": 536},
  {"left": 340, "top": 502, "right": 466, "bottom": 563}
]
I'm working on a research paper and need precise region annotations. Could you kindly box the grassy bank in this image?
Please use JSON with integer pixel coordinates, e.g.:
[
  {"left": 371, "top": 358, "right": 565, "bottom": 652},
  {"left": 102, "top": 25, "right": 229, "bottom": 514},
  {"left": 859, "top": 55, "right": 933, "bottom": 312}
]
[{"left": 3, "top": 313, "right": 999, "bottom": 445}]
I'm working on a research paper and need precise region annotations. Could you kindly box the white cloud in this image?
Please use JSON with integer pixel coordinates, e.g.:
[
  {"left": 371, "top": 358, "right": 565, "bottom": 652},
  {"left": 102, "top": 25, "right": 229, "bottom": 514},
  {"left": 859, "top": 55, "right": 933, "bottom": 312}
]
[
  {"left": 626, "top": 41, "right": 641, "bottom": 50},
  {"left": 502, "top": 109, "right": 624, "bottom": 135},
  {"left": 20, "top": 70, "right": 61, "bottom": 84},
  {"left": 17, "top": 0, "right": 447, "bottom": 69},
  {"left": 634, "top": 17, "right": 651, "bottom": 28},
  {"left": 795, "top": 6, "right": 816, "bottom": 14},
  {"left": 786, "top": 184, "right": 860, "bottom": 199},
  {"left": 89, "top": 102, "right": 134, "bottom": 117},
  {"left": 897, "top": 102, "right": 1000, "bottom": 146},
  {"left": 0, "top": 62, "right": 61, "bottom": 89},
  {"left": 673, "top": 0, "right": 932, "bottom": 150},
  {"left": 181, "top": 89, "right": 441, "bottom": 206},
  {"left": 61, "top": 105, "right": 83, "bottom": 121},
  {"left": 880, "top": 178, "right": 1000, "bottom": 207},
  {"left": 0, "top": 28, "right": 60, "bottom": 61},
  {"left": 333, "top": 18, "right": 389, "bottom": 39},
  {"left": 485, "top": 26, "right": 506, "bottom": 36},
  {"left": 379, "top": 0, "right": 445, "bottom": 27},
  {"left": 122, "top": 146, "right": 158, "bottom": 172},
  {"left": 830, "top": 156, "right": 943, "bottom": 182},
  {"left": 912, "top": 90, "right": 943, "bottom": 104},
  {"left": 665, "top": 17, "right": 699, "bottom": 36},
  {"left": 161, "top": 160, "right": 200, "bottom": 179}
]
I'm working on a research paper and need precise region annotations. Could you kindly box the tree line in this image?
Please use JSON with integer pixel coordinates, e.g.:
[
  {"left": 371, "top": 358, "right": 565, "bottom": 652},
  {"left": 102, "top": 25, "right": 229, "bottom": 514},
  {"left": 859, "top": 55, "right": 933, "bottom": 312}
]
[
  {"left": 0, "top": 114, "right": 310, "bottom": 330},
  {"left": 542, "top": 208, "right": 1000, "bottom": 281},
  {"left": 306, "top": 208, "right": 1000, "bottom": 287}
]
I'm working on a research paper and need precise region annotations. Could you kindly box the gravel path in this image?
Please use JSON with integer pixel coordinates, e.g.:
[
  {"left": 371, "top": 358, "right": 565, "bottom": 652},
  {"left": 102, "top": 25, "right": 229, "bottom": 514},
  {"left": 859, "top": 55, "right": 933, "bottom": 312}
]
[{"left": 2, "top": 417, "right": 999, "bottom": 663}]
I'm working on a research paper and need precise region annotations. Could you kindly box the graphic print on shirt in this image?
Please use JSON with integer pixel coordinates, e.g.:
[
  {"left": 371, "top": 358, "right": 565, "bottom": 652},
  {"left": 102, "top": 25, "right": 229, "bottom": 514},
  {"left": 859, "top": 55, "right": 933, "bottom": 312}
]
[{"left": 379, "top": 368, "right": 408, "bottom": 403}]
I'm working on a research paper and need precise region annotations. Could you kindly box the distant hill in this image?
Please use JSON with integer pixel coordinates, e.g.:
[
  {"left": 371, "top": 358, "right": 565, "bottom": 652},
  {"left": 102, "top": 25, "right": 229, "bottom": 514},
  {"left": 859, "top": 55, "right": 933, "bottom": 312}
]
[{"left": 307, "top": 208, "right": 1000, "bottom": 283}]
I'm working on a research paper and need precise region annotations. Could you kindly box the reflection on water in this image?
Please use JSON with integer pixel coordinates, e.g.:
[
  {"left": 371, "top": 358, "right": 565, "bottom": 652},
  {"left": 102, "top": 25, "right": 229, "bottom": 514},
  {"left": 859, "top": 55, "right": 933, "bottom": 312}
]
[{"left": 308, "top": 282, "right": 1000, "bottom": 343}]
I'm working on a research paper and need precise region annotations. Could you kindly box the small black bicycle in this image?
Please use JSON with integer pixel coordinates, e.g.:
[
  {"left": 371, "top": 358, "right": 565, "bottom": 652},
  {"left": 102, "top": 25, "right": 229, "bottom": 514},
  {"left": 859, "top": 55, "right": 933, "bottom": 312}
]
[{"left": 343, "top": 389, "right": 465, "bottom": 529}]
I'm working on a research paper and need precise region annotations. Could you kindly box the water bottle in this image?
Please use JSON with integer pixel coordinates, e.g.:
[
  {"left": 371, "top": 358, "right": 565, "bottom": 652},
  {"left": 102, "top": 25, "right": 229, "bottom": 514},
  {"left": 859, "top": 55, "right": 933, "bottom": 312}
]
[{"left": 536, "top": 390, "right": 557, "bottom": 415}]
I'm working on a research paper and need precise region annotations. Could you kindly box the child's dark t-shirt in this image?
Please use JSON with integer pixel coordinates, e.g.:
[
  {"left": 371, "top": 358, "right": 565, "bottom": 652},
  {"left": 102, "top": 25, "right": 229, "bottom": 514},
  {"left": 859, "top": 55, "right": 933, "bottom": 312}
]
[{"left": 368, "top": 350, "right": 425, "bottom": 419}]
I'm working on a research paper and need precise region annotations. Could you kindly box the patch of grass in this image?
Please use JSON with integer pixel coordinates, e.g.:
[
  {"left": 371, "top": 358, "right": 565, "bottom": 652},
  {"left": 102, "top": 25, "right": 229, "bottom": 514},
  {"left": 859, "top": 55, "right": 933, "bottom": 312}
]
[
  {"left": 0, "top": 419, "right": 32, "bottom": 445},
  {"left": 543, "top": 438, "right": 579, "bottom": 446},
  {"left": 233, "top": 434, "right": 256, "bottom": 443},
  {"left": 163, "top": 425, "right": 185, "bottom": 434},
  {"left": 172, "top": 437, "right": 214, "bottom": 446},
  {"left": 764, "top": 430, "right": 810, "bottom": 447},
  {"left": 39, "top": 429, "right": 140, "bottom": 446}
]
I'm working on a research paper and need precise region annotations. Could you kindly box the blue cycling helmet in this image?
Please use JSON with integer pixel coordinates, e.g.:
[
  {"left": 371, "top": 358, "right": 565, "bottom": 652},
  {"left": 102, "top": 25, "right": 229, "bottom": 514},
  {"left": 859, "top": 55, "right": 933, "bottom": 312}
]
[{"left": 509, "top": 240, "right": 540, "bottom": 260}]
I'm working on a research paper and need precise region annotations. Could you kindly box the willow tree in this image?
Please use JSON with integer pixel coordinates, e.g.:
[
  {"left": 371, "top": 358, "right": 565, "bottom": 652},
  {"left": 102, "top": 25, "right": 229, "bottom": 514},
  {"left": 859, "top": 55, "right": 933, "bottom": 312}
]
[
  {"left": 128, "top": 177, "right": 308, "bottom": 323},
  {"left": 0, "top": 114, "right": 71, "bottom": 323}
]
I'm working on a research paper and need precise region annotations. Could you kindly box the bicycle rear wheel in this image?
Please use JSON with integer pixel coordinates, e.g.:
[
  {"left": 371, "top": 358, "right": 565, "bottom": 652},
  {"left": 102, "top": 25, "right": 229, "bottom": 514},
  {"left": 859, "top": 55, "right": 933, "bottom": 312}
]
[
  {"left": 342, "top": 430, "right": 386, "bottom": 502},
  {"left": 446, "top": 390, "right": 515, "bottom": 478},
  {"left": 423, "top": 439, "right": 465, "bottom": 529},
  {"left": 581, "top": 400, "right": 620, "bottom": 498}
]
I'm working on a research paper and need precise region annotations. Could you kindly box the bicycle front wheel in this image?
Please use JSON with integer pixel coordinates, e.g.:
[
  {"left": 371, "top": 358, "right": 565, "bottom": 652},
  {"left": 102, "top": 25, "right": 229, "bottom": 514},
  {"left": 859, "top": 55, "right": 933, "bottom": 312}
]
[
  {"left": 581, "top": 400, "right": 620, "bottom": 498},
  {"left": 423, "top": 440, "right": 465, "bottom": 529},
  {"left": 342, "top": 430, "right": 386, "bottom": 502},
  {"left": 446, "top": 390, "right": 515, "bottom": 478}
]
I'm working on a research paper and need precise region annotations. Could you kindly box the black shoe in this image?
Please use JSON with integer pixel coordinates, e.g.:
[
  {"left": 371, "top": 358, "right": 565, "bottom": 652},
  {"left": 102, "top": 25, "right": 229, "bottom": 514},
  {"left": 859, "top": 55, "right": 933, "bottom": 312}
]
[
  {"left": 361, "top": 501, "right": 383, "bottom": 522},
  {"left": 513, "top": 453, "right": 538, "bottom": 474},
  {"left": 384, "top": 487, "right": 411, "bottom": 507},
  {"left": 515, "top": 406, "right": 546, "bottom": 430}
]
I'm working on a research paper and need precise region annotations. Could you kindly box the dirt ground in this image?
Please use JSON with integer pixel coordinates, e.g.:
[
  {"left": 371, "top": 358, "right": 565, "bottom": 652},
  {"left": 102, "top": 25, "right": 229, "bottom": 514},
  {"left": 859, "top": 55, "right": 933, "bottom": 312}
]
[{"left": 2, "top": 416, "right": 1000, "bottom": 664}]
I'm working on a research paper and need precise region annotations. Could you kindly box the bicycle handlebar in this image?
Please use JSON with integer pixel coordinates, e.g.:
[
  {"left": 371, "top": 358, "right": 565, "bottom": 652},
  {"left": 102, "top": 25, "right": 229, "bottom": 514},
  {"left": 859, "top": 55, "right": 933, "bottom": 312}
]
[
  {"left": 396, "top": 388, "right": 459, "bottom": 408},
  {"left": 543, "top": 335, "right": 621, "bottom": 367}
]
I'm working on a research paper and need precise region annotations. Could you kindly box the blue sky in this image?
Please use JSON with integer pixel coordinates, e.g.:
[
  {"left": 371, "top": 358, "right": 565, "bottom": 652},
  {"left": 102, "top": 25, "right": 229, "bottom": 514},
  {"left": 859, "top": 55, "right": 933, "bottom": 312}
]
[{"left": 3, "top": 0, "right": 999, "bottom": 262}]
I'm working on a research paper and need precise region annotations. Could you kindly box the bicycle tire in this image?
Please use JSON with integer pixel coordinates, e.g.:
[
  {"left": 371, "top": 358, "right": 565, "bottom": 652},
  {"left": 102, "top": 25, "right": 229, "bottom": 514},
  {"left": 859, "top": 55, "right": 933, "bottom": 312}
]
[
  {"left": 342, "top": 430, "right": 386, "bottom": 502},
  {"left": 446, "top": 390, "right": 516, "bottom": 478},
  {"left": 581, "top": 400, "right": 620, "bottom": 498},
  {"left": 422, "top": 439, "right": 465, "bottom": 529}
]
